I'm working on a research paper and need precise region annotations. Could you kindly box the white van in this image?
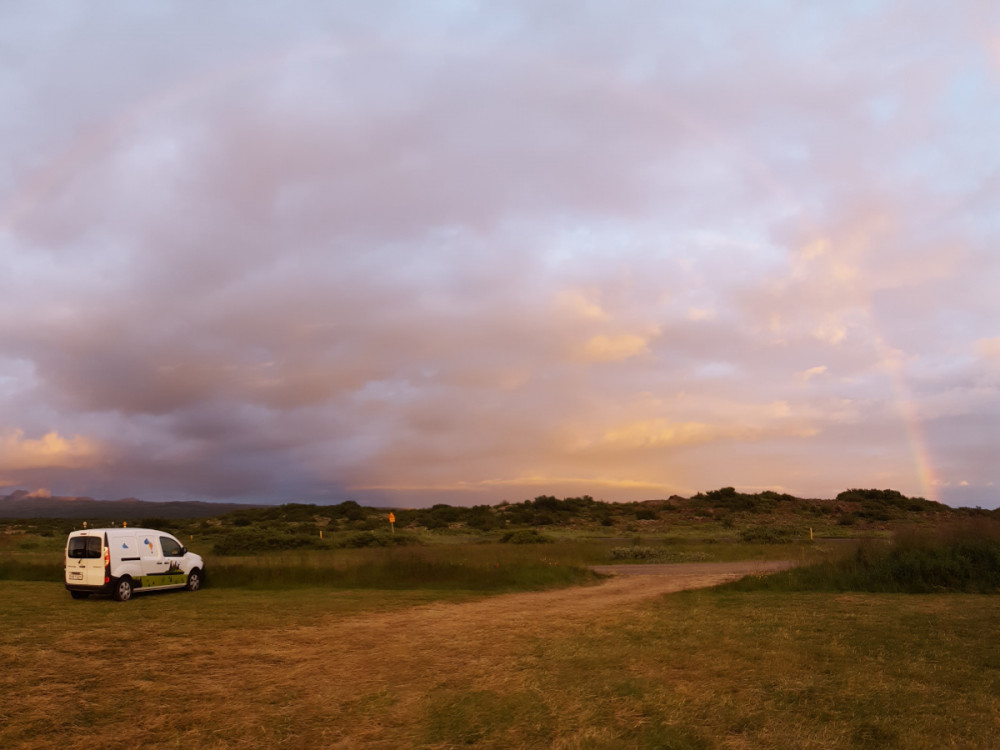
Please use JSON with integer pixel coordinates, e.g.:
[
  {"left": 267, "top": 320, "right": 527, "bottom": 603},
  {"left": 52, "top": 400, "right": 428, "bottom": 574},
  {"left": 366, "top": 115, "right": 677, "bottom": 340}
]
[{"left": 64, "top": 527, "right": 205, "bottom": 601}]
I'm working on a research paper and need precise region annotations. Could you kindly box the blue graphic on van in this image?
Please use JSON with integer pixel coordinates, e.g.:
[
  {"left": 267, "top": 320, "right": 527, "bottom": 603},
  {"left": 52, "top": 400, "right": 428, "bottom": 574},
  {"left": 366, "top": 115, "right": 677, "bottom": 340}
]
[
  {"left": 144, "top": 538, "right": 154, "bottom": 553},
  {"left": 121, "top": 542, "right": 129, "bottom": 549}
]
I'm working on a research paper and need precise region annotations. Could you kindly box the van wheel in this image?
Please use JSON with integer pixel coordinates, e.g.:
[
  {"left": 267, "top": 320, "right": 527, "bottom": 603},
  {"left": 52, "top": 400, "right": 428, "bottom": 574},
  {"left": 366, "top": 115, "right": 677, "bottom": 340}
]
[
  {"left": 70, "top": 591, "right": 89, "bottom": 600},
  {"left": 113, "top": 577, "right": 133, "bottom": 602},
  {"left": 186, "top": 569, "right": 203, "bottom": 591}
]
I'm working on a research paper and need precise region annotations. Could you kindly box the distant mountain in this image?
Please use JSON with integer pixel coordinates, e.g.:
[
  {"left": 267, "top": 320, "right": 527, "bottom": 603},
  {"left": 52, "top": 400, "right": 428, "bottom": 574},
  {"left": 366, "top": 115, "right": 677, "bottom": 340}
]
[{"left": 0, "top": 491, "right": 268, "bottom": 519}]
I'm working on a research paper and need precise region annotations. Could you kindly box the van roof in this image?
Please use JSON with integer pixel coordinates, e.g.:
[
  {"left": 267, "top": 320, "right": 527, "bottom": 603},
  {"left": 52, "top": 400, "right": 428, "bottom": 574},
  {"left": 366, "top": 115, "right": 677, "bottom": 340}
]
[{"left": 68, "top": 528, "right": 169, "bottom": 536}]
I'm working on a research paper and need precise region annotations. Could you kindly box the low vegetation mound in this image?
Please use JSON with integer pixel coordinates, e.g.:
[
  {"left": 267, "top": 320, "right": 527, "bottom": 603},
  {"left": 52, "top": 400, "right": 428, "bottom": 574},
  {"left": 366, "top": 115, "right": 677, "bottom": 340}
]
[
  {"left": 609, "top": 545, "right": 710, "bottom": 563},
  {"left": 738, "top": 525, "right": 799, "bottom": 544},
  {"left": 499, "top": 529, "right": 553, "bottom": 544},
  {"left": 725, "top": 522, "right": 1000, "bottom": 594},
  {"left": 212, "top": 529, "right": 330, "bottom": 556}
]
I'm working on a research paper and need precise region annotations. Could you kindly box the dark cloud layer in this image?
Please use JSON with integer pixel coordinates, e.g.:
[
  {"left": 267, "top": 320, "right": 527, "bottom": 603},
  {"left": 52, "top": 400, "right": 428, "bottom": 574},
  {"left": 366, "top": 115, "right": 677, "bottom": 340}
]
[{"left": 2, "top": 2, "right": 998, "bottom": 507}]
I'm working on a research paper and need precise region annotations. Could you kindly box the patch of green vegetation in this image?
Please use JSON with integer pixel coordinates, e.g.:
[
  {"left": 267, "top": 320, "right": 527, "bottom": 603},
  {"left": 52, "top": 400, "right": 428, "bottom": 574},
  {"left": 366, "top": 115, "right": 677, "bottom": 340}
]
[
  {"left": 212, "top": 529, "right": 331, "bottom": 555},
  {"left": 0, "top": 555, "right": 61, "bottom": 582},
  {"left": 724, "top": 521, "right": 1000, "bottom": 593},
  {"left": 422, "top": 689, "right": 556, "bottom": 747},
  {"left": 738, "top": 525, "right": 802, "bottom": 544},
  {"left": 499, "top": 529, "right": 553, "bottom": 544},
  {"left": 609, "top": 545, "right": 711, "bottom": 563},
  {"left": 836, "top": 488, "right": 942, "bottom": 519},
  {"left": 204, "top": 544, "right": 600, "bottom": 591},
  {"left": 692, "top": 486, "right": 800, "bottom": 514},
  {"left": 339, "top": 530, "right": 420, "bottom": 548},
  {"left": 526, "top": 590, "right": 1000, "bottom": 749}
]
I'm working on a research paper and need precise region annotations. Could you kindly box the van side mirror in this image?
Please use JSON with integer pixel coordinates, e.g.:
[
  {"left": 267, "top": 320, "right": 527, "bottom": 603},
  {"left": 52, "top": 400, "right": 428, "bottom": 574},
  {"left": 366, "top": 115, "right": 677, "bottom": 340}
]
[{"left": 180, "top": 546, "right": 187, "bottom": 555}]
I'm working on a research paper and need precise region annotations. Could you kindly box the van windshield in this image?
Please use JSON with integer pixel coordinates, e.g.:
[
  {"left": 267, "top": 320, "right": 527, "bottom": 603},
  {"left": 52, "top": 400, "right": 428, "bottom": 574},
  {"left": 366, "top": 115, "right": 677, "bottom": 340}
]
[{"left": 68, "top": 536, "right": 103, "bottom": 559}]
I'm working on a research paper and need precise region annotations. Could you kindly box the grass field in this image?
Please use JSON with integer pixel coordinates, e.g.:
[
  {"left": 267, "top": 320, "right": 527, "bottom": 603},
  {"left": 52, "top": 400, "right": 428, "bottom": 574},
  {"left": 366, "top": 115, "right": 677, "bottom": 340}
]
[
  {"left": 0, "top": 531, "right": 821, "bottom": 587},
  {"left": 3, "top": 574, "right": 999, "bottom": 748},
  {"left": 2, "top": 521, "right": 998, "bottom": 748}
]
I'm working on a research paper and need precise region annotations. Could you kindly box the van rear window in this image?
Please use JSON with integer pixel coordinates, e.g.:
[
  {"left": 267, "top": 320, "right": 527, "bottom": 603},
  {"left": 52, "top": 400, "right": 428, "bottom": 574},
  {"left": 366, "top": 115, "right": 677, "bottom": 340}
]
[{"left": 68, "top": 536, "right": 103, "bottom": 559}]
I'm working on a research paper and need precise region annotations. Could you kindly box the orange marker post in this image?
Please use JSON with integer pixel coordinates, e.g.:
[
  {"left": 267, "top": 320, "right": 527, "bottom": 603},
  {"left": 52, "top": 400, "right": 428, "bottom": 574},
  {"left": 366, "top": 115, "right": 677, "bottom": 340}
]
[{"left": 388, "top": 512, "right": 396, "bottom": 534}]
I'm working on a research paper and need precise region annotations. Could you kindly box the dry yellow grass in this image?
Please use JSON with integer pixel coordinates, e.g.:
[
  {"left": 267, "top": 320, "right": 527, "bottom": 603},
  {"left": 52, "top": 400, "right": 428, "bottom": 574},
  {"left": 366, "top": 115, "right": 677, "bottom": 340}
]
[
  {"left": 1, "top": 562, "right": 786, "bottom": 749},
  {"left": 3, "top": 559, "right": 998, "bottom": 749}
]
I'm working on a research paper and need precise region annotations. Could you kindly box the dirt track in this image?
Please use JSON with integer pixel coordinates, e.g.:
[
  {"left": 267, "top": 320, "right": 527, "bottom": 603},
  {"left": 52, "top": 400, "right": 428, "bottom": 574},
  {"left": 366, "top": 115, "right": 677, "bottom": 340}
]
[
  {"left": 5, "top": 561, "right": 796, "bottom": 749},
  {"left": 253, "top": 560, "right": 796, "bottom": 670},
  {"left": 197, "top": 560, "right": 793, "bottom": 745}
]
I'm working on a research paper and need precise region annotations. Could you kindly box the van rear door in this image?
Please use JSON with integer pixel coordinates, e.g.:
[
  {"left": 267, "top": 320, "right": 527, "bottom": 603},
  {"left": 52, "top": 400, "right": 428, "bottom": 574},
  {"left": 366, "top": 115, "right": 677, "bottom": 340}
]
[{"left": 65, "top": 533, "right": 106, "bottom": 587}]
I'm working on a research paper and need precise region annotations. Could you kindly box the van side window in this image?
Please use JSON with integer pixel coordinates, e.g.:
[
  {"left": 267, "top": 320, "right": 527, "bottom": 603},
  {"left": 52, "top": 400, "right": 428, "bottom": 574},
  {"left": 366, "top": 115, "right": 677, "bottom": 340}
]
[
  {"left": 160, "top": 536, "right": 183, "bottom": 557},
  {"left": 68, "top": 537, "right": 102, "bottom": 559}
]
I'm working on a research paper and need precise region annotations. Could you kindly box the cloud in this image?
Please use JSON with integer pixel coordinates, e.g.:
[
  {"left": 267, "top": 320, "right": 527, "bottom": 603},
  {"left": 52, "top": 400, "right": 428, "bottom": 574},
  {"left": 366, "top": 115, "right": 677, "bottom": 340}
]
[
  {"left": 554, "top": 290, "right": 610, "bottom": 321},
  {"left": 0, "top": 430, "right": 104, "bottom": 472},
  {"left": 580, "top": 333, "right": 652, "bottom": 363},
  {"left": 592, "top": 420, "right": 755, "bottom": 450},
  {"left": 977, "top": 337, "right": 1000, "bottom": 358},
  {"left": 798, "top": 365, "right": 828, "bottom": 384},
  {"left": 0, "top": 3, "right": 998, "bottom": 507}
]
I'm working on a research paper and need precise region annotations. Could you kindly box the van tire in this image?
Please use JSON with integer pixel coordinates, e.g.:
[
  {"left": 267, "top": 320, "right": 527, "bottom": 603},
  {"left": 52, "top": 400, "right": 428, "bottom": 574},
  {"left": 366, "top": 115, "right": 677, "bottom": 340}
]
[
  {"left": 186, "top": 568, "right": 203, "bottom": 591},
  {"left": 113, "top": 577, "right": 134, "bottom": 602},
  {"left": 70, "top": 591, "right": 90, "bottom": 600}
]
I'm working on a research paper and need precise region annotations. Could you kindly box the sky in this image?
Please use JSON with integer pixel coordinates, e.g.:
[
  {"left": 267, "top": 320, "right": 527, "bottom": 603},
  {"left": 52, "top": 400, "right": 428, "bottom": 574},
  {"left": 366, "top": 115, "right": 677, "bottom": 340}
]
[{"left": 1, "top": 1, "right": 998, "bottom": 509}]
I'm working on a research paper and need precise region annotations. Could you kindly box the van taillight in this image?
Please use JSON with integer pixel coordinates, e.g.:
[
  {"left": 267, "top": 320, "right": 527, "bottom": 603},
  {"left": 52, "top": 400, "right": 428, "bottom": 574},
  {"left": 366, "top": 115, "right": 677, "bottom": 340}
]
[{"left": 104, "top": 546, "right": 110, "bottom": 584}]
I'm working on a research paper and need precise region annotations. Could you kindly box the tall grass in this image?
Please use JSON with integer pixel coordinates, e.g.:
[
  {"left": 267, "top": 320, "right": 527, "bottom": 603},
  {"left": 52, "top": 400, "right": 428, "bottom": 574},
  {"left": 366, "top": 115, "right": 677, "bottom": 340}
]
[
  {"left": 2, "top": 538, "right": 607, "bottom": 590},
  {"left": 191, "top": 541, "right": 606, "bottom": 591},
  {"left": 724, "top": 520, "right": 1000, "bottom": 593},
  {"left": 208, "top": 545, "right": 598, "bottom": 591},
  {"left": 0, "top": 551, "right": 62, "bottom": 582}
]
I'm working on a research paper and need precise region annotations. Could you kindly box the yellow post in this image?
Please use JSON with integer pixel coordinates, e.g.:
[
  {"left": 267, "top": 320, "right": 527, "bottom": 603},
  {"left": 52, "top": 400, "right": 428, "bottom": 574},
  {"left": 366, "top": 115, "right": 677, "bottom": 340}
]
[
  {"left": 389, "top": 512, "right": 396, "bottom": 534},
  {"left": 809, "top": 527, "right": 814, "bottom": 541}
]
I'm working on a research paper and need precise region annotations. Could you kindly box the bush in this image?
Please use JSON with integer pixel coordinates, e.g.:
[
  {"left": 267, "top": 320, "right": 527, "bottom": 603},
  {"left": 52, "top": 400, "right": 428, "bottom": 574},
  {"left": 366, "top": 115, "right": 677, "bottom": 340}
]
[
  {"left": 500, "top": 529, "right": 553, "bottom": 544},
  {"left": 610, "top": 546, "right": 660, "bottom": 560},
  {"left": 725, "top": 522, "right": 1000, "bottom": 593},
  {"left": 339, "top": 532, "right": 418, "bottom": 548},
  {"left": 138, "top": 517, "right": 171, "bottom": 530},
  {"left": 532, "top": 495, "right": 562, "bottom": 511},
  {"left": 608, "top": 546, "right": 710, "bottom": 563},
  {"left": 738, "top": 526, "right": 798, "bottom": 544},
  {"left": 836, "top": 488, "right": 943, "bottom": 519},
  {"left": 212, "top": 530, "right": 328, "bottom": 556}
]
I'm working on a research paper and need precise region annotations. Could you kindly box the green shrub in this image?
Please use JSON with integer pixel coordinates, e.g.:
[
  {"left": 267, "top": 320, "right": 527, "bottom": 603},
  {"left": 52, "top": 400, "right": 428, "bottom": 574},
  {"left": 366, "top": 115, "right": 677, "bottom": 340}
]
[
  {"left": 205, "top": 546, "right": 597, "bottom": 591},
  {"left": 610, "top": 546, "right": 661, "bottom": 560},
  {"left": 726, "top": 522, "right": 1000, "bottom": 593},
  {"left": 608, "top": 546, "right": 710, "bottom": 563},
  {"left": 500, "top": 529, "right": 553, "bottom": 544},
  {"left": 212, "top": 530, "right": 329, "bottom": 556},
  {"left": 138, "top": 517, "right": 171, "bottom": 529},
  {"left": 738, "top": 526, "right": 798, "bottom": 544},
  {"left": 339, "top": 531, "right": 418, "bottom": 548},
  {"left": 0, "top": 559, "right": 61, "bottom": 582}
]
